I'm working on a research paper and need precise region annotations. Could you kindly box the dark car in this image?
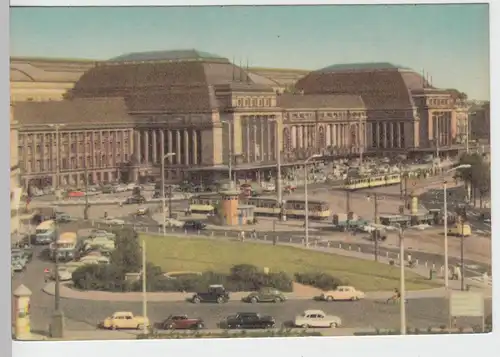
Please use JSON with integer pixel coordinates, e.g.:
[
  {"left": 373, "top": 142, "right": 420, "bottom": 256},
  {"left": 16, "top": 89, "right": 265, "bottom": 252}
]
[
  {"left": 226, "top": 312, "right": 276, "bottom": 329},
  {"left": 183, "top": 220, "right": 206, "bottom": 231},
  {"left": 124, "top": 196, "right": 146, "bottom": 205},
  {"left": 53, "top": 211, "right": 72, "bottom": 223},
  {"left": 155, "top": 315, "right": 204, "bottom": 330},
  {"left": 191, "top": 284, "right": 230, "bottom": 304},
  {"left": 242, "top": 287, "right": 287, "bottom": 303}
]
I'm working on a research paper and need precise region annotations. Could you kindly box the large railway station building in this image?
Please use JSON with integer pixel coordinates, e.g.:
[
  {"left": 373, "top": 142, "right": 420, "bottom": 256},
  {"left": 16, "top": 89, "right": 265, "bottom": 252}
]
[{"left": 10, "top": 50, "right": 470, "bottom": 188}]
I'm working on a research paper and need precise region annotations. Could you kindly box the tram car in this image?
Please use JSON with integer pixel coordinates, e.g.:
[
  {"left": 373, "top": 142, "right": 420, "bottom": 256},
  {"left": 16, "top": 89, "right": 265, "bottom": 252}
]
[{"left": 343, "top": 174, "right": 402, "bottom": 190}]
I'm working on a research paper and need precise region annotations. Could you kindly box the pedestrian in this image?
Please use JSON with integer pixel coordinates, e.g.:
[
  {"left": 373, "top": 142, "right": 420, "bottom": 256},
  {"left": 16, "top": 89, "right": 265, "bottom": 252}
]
[
  {"left": 44, "top": 268, "right": 50, "bottom": 283},
  {"left": 240, "top": 230, "right": 245, "bottom": 242}
]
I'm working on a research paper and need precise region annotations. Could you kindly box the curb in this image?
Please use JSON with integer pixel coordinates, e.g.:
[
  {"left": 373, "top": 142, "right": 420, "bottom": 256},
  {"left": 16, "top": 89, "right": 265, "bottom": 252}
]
[{"left": 42, "top": 282, "right": 452, "bottom": 303}]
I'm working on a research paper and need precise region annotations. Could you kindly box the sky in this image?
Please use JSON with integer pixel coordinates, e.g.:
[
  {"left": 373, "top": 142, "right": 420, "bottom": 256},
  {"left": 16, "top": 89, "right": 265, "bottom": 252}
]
[{"left": 10, "top": 4, "right": 490, "bottom": 100}]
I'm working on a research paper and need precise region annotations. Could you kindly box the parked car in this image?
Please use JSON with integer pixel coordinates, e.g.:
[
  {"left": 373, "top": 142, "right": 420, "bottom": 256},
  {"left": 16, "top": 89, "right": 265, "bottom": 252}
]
[
  {"left": 226, "top": 312, "right": 276, "bottom": 329},
  {"left": 11, "top": 258, "right": 26, "bottom": 272},
  {"left": 102, "top": 217, "right": 125, "bottom": 225},
  {"left": 160, "top": 218, "right": 184, "bottom": 228},
  {"left": 99, "top": 311, "right": 150, "bottom": 330},
  {"left": 124, "top": 196, "right": 146, "bottom": 205},
  {"left": 191, "top": 284, "right": 230, "bottom": 304},
  {"left": 183, "top": 220, "right": 206, "bottom": 231},
  {"left": 319, "top": 286, "right": 365, "bottom": 301},
  {"left": 293, "top": 310, "right": 341, "bottom": 328},
  {"left": 53, "top": 211, "right": 72, "bottom": 223},
  {"left": 155, "top": 315, "right": 204, "bottom": 330},
  {"left": 136, "top": 207, "right": 149, "bottom": 216},
  {"left": 89, "top": 229, "right": 116, "bottom": 240},
  {"left": 12, "top": 248, "right": 33, "bottom": 263},
  {"left": 242, "top": 287, "right": 286, "bottom": 303}
]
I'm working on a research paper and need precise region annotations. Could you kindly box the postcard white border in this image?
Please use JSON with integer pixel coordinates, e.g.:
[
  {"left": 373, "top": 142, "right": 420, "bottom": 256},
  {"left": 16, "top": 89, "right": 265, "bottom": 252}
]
[{"left": 5, "top": 1, "right": 498, "bottom": 357}]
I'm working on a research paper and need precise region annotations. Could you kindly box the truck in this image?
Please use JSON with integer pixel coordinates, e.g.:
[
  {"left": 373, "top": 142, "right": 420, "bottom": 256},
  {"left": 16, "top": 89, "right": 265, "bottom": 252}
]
[
  {"left": 191, "top": 284, "right": 230, "bottom": 304},
  {"left": 100, "top": 311, "right": 150, "bottom": 330},
  {"left": 225, "top": 312, "right": 276, "bottom": 329},
  {"left": 35, "top": 220, "right": 56, "bottom": 245},
  {"left": 332, "top": 213, "right": 368, "bottom": 231}
]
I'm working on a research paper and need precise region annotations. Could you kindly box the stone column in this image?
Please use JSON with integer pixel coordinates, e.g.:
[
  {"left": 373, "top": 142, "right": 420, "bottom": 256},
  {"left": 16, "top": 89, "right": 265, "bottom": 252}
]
[
  {"left": 192, "top": 130, "right": 198, "bottom": 165},
  {"left": 159, "top": 130, "right": 165, "bottom": 158},
  {"left": 143, "top": 131, "right": 149, "bottom": 163},
  {"left": 245, "top": 117, "right": 250, "bottom": 162},
  {"left": 375, "top": 123, "right": 381, "bottom": 148},
  {"left": 176, "top": 130, "right": 181, "bottom": 165},
  {"left": 252, "top": 121, "right": 258, "bottom": 161},
  {"left": 151, "top": 129, "right": 157, "bottom": 164},
  {"left": 388, "top": 122, "right": 393, "bottom": 148},
  {"left": 267, "top": 120, "right": 273, "bottom": 161},
  {"left": 184, "top": 129, "right": 190, "bottom": 165},
  {"left": 260, "top": 117, "right": 265, "bottom": 161},
  {"left": 135, "top": 130, "right": 142, "bottom": 164},
  {"left": 167, "top": 130, "right": 173, "bottom": 157}
]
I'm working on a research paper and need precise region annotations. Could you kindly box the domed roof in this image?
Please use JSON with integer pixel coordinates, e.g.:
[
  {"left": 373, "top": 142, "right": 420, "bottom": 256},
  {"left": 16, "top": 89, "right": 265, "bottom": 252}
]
[
  {"left": 296, "top": 63, "right": 433, "bottom": 110},
  {"left": 109, "top": 49, "right": 226, "bottom": 63},
  {"left": 67, "top": 51, "right": 261, "bottom": 113}
]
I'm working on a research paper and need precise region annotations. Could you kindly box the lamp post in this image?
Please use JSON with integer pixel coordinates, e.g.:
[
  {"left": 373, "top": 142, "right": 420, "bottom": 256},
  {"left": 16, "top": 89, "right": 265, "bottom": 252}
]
[
  {"left": 141, "top": 239, "right": 148, "bottom": 334},
  {"left": 396, "top": 223, "right": 407, "bottom": 335},
  {"left": 443, "top": 164, "right": 472, "bottom": 290},
  {"left": 304, "top": 154, "right": 322, "bottom": 247},
  {"left": 268, "top": 117, "right": 283, "bottom": 220},
  {"left": 221, "top": 120, "right": 233, "bottom": 187},
  {"left": 47, "top": 124, "right": 65, "bottom": 200},
  {"left": 161, "top": 153, "right": 176, "bottom": 235}
]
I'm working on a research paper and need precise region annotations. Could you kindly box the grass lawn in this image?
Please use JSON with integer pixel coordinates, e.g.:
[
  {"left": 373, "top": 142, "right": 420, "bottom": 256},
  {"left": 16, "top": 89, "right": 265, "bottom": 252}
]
[{"left": 141, "top": 235, "right": 440, "bottom": 291}]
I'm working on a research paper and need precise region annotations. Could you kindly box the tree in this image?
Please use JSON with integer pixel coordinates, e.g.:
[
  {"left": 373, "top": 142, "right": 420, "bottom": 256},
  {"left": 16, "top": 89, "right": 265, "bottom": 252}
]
[
  {"left": 109, "top": 227, "right": 142, "bottom": 274},
  {"left": 454, "top": 153, "right": 490, "bottom": 207}
]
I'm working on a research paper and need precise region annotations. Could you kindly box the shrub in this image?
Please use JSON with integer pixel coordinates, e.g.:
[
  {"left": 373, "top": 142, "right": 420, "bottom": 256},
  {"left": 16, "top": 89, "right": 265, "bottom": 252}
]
[
  {"left": 294, "top": 272, "right": 344, "bottom": 290},
  {"left": 72, "top": 264, "right": 127, "bottom": 292}
]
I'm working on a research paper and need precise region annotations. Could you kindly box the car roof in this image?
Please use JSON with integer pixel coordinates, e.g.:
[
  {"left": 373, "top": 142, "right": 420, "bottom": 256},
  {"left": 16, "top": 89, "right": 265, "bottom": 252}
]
[{"left": 303, "top": 310, "right": 325, "bottom": 315}]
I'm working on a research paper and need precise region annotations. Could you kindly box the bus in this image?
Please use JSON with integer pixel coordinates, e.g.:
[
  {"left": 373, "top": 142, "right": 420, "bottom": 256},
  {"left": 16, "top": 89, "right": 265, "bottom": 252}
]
[
  {"left": 50, "top": 232, "right": 78, "bottom": 261},
  {"left": 35, "top": 220, "right": 56, "bottom": 245}
]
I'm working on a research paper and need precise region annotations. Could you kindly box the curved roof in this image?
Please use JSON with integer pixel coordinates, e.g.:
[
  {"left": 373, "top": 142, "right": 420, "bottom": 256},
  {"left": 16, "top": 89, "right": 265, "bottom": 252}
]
[
  {"left": 67, "top": 59, "right": 262, "bottom": 112},
  {"left": 109, "top": 49, "right": 226, "bottom": 63},
  {"left": 296, "top": 64, "right": 433, "bottom": 110},
  {"left": 318, "top": 62, "right": 411, "bottom": 72},
  {"left": 10, "top": 58, "right": 95, "bottom": 83}
]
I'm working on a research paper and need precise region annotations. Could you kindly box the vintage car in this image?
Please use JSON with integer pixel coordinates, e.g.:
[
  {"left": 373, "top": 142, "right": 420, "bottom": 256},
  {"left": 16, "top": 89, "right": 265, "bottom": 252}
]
[
  {"left": 293, "top": 310, "right": 342, "bottom": 328},
  {"left": 242, "top": 287, "right": 287, "bottom": 303},
  {"left": 191, "top": 284, "right": 230, "bottom": 304},
  {"left": 155, "top": 315, "right": 204, "bottom": 330},
  {"left": 319, "top": 286, "right": 366, "bottom": 301},
  {"left": 100, "top": 311, "right": 150, "bottom": 330},
  {"left": 225, "top": 312, "right": 276, "bottom": 329}
]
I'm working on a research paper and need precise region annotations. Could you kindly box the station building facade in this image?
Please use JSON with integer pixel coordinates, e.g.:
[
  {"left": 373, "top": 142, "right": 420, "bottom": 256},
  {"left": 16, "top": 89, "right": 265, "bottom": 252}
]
[{"left": 12, "top": 52, "right": 469, "bottom": 187}]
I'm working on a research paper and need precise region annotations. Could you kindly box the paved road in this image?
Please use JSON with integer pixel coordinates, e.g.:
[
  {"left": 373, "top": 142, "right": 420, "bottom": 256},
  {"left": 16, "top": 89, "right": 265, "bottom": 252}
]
[{"left": 13, "top": 220, "right": 491, "bottom": 334}]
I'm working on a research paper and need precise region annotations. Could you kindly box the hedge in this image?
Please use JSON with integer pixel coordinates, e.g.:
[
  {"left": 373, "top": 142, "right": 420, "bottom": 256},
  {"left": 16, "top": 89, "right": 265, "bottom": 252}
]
[
  {"left": 138, "top": 329, "right": 322, "bottom": 339},
  {"left": 294, "top": 272, "right": 344, "bottom": 291},
  {"left": 72, "top": 263, "right": 294, "bottom": 293}
]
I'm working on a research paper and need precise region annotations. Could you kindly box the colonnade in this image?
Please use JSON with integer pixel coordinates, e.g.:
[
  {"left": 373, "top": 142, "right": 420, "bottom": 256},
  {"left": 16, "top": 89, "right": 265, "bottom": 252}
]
[
  {"left": 284, "top": 123, "right": 367, "bottom": 151},
  {"left": 240, "top": 115, "right": 277, "bottom": 163},
  {"left": 432, "top": 112, "right": 452, "bottom": 147},
  {"left": 370, "top": 121, "right": 406, "bottom": 149},
  {"left": 134, "top": 128, "right": 201, "bottom": 166}
]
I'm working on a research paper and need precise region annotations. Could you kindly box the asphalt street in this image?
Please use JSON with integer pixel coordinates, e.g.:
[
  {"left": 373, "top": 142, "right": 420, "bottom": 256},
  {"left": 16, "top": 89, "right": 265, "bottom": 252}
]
[{"left": 12, "top": 220, "right": 492, "bottom": 334}]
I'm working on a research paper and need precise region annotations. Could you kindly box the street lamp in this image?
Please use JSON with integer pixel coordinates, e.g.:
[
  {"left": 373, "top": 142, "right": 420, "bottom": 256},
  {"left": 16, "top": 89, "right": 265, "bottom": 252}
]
[
  {"left": 395, "top": 223, "right": 407, "bottom": 335},
  {"left": 47, "top": 124, "right": 66, "bottom": 200},
  {"left": 268, "top": 117, "right": 284, "bottom": 220},
  {"left": 221, "top": 120, "right": 233, "bottom": 187},
  {"left": 443, "top": 164, "right": 472, "bottom": 290},
  {"left": 161, "top": 153, "right": 176, "bottom": 235},
  {"left": 304, "top": 154, "right": 322, "bottom": 247}
]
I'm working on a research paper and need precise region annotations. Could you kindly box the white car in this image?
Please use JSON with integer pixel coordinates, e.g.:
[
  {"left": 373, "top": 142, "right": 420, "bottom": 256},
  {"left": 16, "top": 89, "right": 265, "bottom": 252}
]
[
  {"left": 319, "top": 286, "right": 365, "bottom": 301},
  {"left": 102, "top": 217, "right": 125, "bottom": 225},
  {"left": 78, "top": 255, "right": 110, "bottom": 265},
  {"left": 162, "top": 218, "right": 184, "bottom": 228},
  {"left": 114, "top": 186, "right": 128, "bottom": 193},
  {"left": 294, "top": 310, "right": 341, "bottom": 328}
]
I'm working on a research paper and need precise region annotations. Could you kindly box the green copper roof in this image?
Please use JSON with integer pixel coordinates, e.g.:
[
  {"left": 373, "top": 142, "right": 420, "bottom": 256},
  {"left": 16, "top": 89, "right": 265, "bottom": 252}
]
[
  {"left": 319, "top": 62, "right": 412, "bottom": 72},
  {"left": 109, "top": 49, "right": 227, "bottom": 62}
]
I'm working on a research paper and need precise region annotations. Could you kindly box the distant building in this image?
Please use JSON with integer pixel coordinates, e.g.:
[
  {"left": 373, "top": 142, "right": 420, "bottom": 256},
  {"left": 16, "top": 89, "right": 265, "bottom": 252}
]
[
  {"left": 10, "top": 57, "right": 96, "bottom": 102},
  {"left": 295, "top": 62, "right": 468, "bottom": 155},
  {"left": 10, "top": 102, "right": 22, "bottom": 234}
]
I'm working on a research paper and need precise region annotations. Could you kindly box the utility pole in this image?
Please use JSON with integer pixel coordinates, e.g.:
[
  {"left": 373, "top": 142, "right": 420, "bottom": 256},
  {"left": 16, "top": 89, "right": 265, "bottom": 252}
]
[
  {"left": 373, "top": 193, "right": 379, "bottom": 261},
  {"left": 398, "top": 225, "right": 407, "bottom": 335},
  {"left": 83, "top": 164, "right": 90, "bottom": 220},
  {"left": 460, "top": 212, "right": 466, "bottom": 291},
  {"left": 49, "top": 220, "right": 64, "bottom": 338},
  {"left": 141, "top": 239, "right": 148, "bottom": 334},
  {"left": 168, "top": 185, "right": 173, "bottom": 219}
]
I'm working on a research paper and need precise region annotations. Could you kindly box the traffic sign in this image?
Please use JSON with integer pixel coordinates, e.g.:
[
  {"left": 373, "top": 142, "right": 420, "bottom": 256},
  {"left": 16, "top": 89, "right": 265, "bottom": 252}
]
[{"left": 449, "top": 291, "right": 484, "bottom": 317}]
